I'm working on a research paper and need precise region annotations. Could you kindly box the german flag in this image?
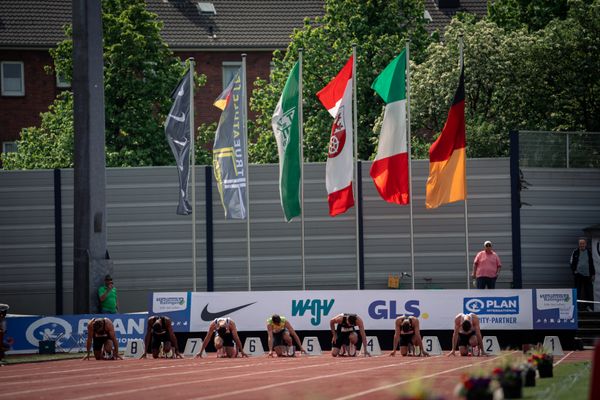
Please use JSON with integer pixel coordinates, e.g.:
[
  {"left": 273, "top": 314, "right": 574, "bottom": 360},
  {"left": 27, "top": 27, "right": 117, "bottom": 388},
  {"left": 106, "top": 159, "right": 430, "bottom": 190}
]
[{"left": 425, "top": 67, "right": 466, "bottom": 209}]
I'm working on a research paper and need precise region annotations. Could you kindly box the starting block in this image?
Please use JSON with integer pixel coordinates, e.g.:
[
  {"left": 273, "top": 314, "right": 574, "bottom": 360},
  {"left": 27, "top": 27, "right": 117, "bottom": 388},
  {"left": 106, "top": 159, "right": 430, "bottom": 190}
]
[
  {"left": 482, "top": 336, "right": 501, "bottom": 355},
  {"left": 243, "top": 337, "right": 264, "bottom": 356},
  {"left": 184, "top": 338, "right": 206, "bottom": 357},
  {"left": 543, "top": 336, "right": 564, "bottom": 356},
  {"left": 364, "top": 336, "right": 381, "bottom": 356},
  {"left": 421, "top": 336, "right": 442, "bottom": 355},
  {"left": 302, "top": 336, "right": 322, "bottom": 356},
  {"left": 124, "top": 339, "right": 145, "bottom": 358}
]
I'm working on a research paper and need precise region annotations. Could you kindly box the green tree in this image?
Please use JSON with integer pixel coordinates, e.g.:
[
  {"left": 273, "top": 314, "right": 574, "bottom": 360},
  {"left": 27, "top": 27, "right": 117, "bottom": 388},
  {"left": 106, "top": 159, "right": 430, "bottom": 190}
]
[
  {"left": 2, "top": 0, "right": 188, "bottom": 169},
  {"left": 249, "top": 0, "right": 431, "bottom": 163},
  {"left": 410, "top": 0, "right": 599, "bottom": 159},
  {"left": 488, "top": 0, "right": 572, "bottom": 31},
  {"left": 411, "top": 19, "right": 535, "bottom": 158},
  {"left": 528, "top": 0, "right": 600, "bottom": 132},
  {"left": 2, "top": 93, "right": 74, "bottom": 169}
]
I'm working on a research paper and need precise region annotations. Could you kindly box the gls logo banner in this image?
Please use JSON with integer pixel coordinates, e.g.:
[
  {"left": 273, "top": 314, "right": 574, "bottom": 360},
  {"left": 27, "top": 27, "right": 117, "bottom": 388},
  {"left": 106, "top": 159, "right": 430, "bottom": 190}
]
[
  {"left": 464, "top": 296, "right": 519, "bottom": 315},
  {"left": 368, "top": 300, "right": 421, "bottom": 319},
  {"left": 153, "top": 293, "right": 186, "bottom": 313},
  {"left": 291, "top": 299, "right": 335, "bottom": 326}
]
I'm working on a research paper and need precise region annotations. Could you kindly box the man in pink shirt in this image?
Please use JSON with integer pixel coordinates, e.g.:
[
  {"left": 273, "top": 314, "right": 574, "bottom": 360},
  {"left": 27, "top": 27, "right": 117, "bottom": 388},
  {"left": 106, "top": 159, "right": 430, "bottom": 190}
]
[{"left": 472, "top": 240, "right": 502, "bottom": 289}]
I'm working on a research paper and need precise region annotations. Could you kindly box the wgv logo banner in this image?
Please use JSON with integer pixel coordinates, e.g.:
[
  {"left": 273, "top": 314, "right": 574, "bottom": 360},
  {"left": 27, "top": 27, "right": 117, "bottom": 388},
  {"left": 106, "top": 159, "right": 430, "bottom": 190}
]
[{"left": 291, "top": 299, "right": 335, "bottom": 326}]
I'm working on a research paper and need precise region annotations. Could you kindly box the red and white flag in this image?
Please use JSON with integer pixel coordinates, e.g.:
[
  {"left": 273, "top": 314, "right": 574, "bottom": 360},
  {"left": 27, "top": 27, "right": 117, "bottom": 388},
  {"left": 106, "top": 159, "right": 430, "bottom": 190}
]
[{"left": 317, "top": 56, "right": 354, "bottom": 216}]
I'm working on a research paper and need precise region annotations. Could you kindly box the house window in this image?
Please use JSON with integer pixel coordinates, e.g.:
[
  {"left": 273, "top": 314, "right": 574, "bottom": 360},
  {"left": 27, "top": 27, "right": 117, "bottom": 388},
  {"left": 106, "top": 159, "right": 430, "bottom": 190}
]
[
  {"left": 222, "top": 62, "right": 242, "bottom": 89},
  {"left": 2, "top": 141, "right": 17, "bottom": 154},
  {"left": 56, "top": 71, "right": 71, "bottom": 88},
  {"left": 1, "top": 61, "right": 25, "bottom": 96}
]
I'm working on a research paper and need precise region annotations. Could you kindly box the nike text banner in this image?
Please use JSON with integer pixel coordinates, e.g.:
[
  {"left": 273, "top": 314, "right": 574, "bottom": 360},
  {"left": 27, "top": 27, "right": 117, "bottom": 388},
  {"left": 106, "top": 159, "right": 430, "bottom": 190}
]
[
  {"left": 316, "top": 56, "right": 355, "bottom": 216},
  {"left": 370, "top": 50, "right": 410, "bottom": 205},
  {"left": 272, "top": 61, "right": 301, "bottom": 222},
  {"left": 426, "top": 67, "right": 466, "bottom": 209},
  {"left": 165, "top": 70, "right": 192, "bottom": 215}
]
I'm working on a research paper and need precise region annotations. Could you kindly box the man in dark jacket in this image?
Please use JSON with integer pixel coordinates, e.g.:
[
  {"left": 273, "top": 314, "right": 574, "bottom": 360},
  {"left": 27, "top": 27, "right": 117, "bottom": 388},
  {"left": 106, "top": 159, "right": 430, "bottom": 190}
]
[{"left": 570, "top": 238, "right": 596, "bottom": 311}]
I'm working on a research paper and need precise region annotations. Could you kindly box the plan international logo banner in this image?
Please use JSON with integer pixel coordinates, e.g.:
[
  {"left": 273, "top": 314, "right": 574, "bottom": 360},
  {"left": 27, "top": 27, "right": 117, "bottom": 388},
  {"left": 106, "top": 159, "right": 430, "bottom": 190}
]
[{"left": 213, "top": 69, "right": 247, "bottom": 219}]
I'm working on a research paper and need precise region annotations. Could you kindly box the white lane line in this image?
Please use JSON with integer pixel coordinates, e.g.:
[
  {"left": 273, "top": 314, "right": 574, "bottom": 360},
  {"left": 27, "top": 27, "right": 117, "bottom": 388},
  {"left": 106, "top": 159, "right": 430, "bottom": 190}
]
[
  {"left": 190, "top": 357, "right": 439, "bottom": 400},
  {"left": 0, "top": 359, "right": 287, "bottom": 398},
  {"left": 67, "top": 355, "right": 417, "bottom": 400},
  {"left": 70, "top": 358, "right": 379, "bottom": 400},
  {"left": 3, "top": 355, "right": 352, "bottom": 398},
  {"left": 334, "top": 354, "right": 512, "bottom": 400},
  {"left": 553, "top": 351, "right": 574, "bottom": 367}
]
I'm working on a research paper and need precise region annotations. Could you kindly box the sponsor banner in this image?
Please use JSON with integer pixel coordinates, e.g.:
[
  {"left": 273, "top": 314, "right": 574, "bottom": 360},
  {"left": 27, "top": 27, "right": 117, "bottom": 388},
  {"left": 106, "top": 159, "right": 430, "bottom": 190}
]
[
  {"left": 6, "top": 313, "right": 148, "bottom": 354},
  {"left": 149, "top": 292, "right": 191, "bottom": 332},
  {"left": 533, "top": 289, "right": 577, "bottom": 329},
  {"left": 462, "top": 293, "right": 532, "bottom": 329},
  {"left": 150, "top": 289, "right": 540, "bottom": 332}
]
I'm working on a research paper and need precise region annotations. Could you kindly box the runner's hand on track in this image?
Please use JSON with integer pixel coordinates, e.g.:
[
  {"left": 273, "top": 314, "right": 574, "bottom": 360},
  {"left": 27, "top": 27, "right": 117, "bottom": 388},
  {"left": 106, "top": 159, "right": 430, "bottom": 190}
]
[
  {"left": 267, "top": 351, "right": 274, "bottom": 357},
  {"left": 174, "top": 352, "right": 183, "bottom": 359},
  {"left": 389, "top": 350, "right": 396, "bottom": 357},
  {"left": 447, "top": 350, "right": 456, "bottom": 357}
]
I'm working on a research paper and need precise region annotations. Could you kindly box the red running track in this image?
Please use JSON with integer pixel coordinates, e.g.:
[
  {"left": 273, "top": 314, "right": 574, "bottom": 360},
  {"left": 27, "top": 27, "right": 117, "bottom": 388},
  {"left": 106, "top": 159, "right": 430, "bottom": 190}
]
[{"left": 0, "top": 351, "right": 592, "bottom": 400}]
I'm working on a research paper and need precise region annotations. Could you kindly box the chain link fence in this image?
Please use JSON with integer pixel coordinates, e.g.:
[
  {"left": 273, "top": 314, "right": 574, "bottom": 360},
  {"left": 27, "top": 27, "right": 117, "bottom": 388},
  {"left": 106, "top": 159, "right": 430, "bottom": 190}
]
[{"left": 519, "top": 131, "right": 600, "bottom": 168}]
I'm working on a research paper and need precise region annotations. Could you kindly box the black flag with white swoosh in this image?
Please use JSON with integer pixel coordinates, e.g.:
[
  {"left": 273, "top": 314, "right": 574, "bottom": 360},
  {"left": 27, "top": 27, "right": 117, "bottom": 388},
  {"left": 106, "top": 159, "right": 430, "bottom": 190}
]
[{"left": 165, "top": 70, "right": 192, "bottom": 215}]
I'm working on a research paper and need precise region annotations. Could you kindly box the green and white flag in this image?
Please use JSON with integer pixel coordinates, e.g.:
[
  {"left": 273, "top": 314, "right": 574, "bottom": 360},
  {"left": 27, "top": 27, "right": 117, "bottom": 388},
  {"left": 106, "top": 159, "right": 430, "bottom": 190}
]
[{"left": 272, "top": 61, "right": 301, "bottom": 222}]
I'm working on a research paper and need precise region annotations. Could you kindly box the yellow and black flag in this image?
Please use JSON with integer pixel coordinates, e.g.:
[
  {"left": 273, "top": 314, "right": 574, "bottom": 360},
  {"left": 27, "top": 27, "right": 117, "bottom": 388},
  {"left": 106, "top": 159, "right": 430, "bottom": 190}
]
[{"left": 212, "top": 68, "right": 247, "bottom": 219}]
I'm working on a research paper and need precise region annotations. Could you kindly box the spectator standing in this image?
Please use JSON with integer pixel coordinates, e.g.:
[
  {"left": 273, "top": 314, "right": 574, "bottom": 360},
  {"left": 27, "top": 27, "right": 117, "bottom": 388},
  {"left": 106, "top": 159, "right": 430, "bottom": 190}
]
[
  {"left": 472, "top": 241, "right": 502, "bottom": 289},
  {"left": 0, "top": 303, "right": 13, "bottom": 362},
  {"left": 98, "top": 274, "right": 119, "bottom": 314},
  {"left": 570, "top": 238, "right": 596, "bottom": 311}
]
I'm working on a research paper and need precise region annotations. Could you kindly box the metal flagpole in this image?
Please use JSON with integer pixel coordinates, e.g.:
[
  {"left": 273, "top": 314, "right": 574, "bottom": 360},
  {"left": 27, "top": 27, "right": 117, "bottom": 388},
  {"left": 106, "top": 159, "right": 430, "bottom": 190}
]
[
  {"left": 299, "top": 49, "right": 306, "bottom": 290},
  {"left": 459, "top": 36, "right": 470, "bottom": 289},
  {"left": 189, "top": 58, "right": 197, "bottom": 292},
  {"left": 352, "top": 44, "right": 360, "bottom": 290},
  {"left": 242, "top": 54, "right": 252, "bottom": 291},
  {"left": 405, "top": 42, "right": 415, "bottom": 290}
]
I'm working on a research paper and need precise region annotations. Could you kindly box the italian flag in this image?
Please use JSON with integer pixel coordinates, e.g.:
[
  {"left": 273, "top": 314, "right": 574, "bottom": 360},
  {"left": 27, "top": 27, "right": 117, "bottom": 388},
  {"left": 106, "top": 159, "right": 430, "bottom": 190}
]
[
  {"left": 272, "top": 61, "right": 301, "bottom": 222},
  {"left": 370, "top": 50, "right": 410, "bottom": 205},
  {"left": 425, "top": 66, "right": 466, "bottom": 209},
  {"left": 316, "top": 56, "right": 355, "bottom": 217}
]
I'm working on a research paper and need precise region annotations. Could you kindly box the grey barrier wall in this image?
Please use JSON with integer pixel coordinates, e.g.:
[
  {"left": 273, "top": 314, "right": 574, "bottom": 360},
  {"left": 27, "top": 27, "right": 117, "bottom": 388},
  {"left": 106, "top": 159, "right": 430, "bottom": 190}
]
[
  {"left": 1, "top": 158, "right": 513, "bottom": 314},
  {"left": 519, "top": 167, "right": 600, "bottom": 287}
]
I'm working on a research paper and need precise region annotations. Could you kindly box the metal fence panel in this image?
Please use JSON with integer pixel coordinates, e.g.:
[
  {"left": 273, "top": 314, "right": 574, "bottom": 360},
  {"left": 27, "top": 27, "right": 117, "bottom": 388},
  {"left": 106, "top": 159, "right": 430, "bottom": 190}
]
[
  {"left": 1, "top": 159, "right": 514, "bottom": 314},
  {"left": 520, "top": 167, "right": 600, "bottom": 287}
]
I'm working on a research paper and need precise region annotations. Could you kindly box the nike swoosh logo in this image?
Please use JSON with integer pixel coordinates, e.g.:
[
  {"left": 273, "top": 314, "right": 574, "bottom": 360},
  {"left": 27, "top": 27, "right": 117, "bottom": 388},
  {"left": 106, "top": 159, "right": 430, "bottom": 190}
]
[
  {"left": 200, "top": 302, "right": 256, "bottom": 321},
  {"left": 169, "top": 112, "right": 186, "bottom": 123},
  {"left": 173, "top": 137, "right": 188, "bottom": 147}
]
